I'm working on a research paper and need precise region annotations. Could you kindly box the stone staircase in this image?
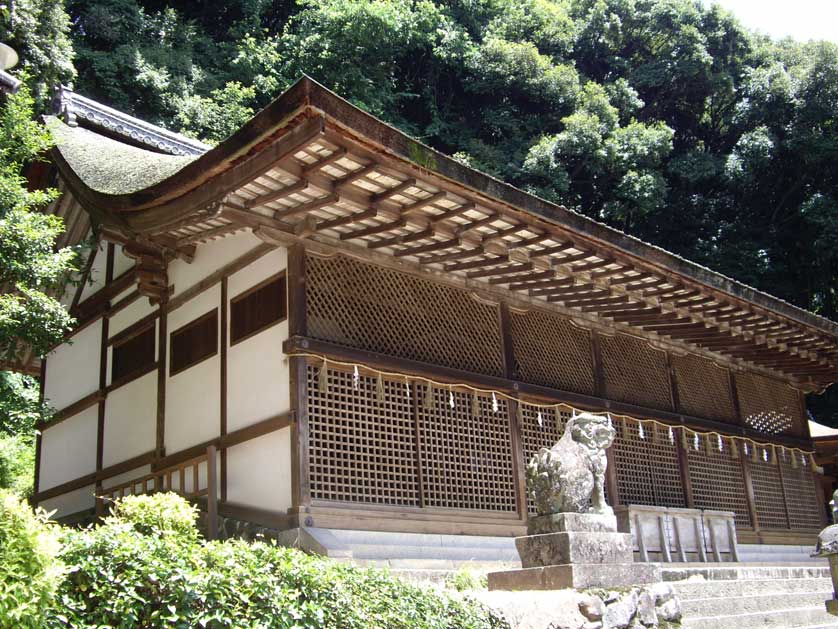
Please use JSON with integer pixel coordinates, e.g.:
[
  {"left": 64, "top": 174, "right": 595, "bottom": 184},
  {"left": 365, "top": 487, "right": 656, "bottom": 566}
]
[{"left": 664, "top": 564, "right": 838, "bottom": 628}]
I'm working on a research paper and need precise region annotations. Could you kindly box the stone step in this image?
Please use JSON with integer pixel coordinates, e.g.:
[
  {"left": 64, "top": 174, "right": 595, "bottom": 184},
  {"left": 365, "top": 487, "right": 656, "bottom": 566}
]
[
  {"left": 345, "top": 542, "right": 519, "bottom": 562},
  {"left": 683, "top": 605, "right": 838, "bottom": 629},
  {"left": 350, "top": 557, "right": 517, "bottom": 571},
  {"left": 681, "top": 591, "right": 831, "bottom": 617},
  {"left": 673, "top": 577, "right": 833, "bottom": 599},
  {"left": 662, "top": 563, "right": 830, "bottom": 582}
]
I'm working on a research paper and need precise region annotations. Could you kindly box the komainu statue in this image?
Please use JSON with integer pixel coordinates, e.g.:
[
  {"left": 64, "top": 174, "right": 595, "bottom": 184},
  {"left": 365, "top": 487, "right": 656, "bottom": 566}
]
[{"left": 527, "top": 412, "right": 615, "bottom": 516}]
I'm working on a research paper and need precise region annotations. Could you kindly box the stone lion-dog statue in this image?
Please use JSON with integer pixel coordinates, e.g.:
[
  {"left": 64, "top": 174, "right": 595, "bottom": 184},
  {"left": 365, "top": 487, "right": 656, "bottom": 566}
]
[{"left": 527, "top": 411, "right": 615, "bottom": 516}]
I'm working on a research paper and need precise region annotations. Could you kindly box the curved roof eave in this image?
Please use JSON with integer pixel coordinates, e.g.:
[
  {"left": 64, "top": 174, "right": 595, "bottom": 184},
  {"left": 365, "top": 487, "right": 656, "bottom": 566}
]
[{"left": 50, "top": 75, "right": 838, "bottom": 338}]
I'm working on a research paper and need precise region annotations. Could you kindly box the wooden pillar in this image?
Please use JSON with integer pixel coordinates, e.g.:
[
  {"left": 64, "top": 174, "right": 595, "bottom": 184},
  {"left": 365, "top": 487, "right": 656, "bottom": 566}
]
[
  {"left": 287, "top": 244, "right": 307, "bottom": 338},
  {"left": 287, "top": 244, "right": 310, "bottom": 509},
  {"left": 666, "top": 352, "right": 680, "bottom": 413},
  {"left": 32, "top": 357, "right": 47, "bottom": 502},
  {"left": 605, "top": 445, "right": 621, "bottom": 507},
  {"left": 220, "top": 277, "right": 228, "bottom": 503},
  {"left": 774, "top": 448, "right": 792, "bottom": 530},
  {"left": 590, "top": 331, "right": 606, "bottom": 398},
  {"left": 206, "top": 445, "right": 218, "bottom": 540},
  {"left": 411, "top": 382, "right": 425, "bottom": 508},
  {"left": 729, "top": 370, "right": 759, "bottom": 529},
  {"left": 155, "top": 307, "right": 167, "bottom": 459},
  {"left": 289, "top": 356, "right": 311, "bottom": 508},
  {"left": 508, "top": 398, "right": 528, "bottom": 519},
  {"left": 676, "top": 428, "right": 695, "bottom": 509}
]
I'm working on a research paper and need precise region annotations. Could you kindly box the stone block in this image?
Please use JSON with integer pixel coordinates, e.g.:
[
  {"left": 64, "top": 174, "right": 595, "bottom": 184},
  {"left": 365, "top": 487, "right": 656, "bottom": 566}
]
[
  {"left": 488, "top": 562, "right": 660, "bottom": 591},
  {"left": 528, "top": 512, "right": 618, "bottom": 535},
  {"left": 516, "top": 531, "right": 634, "bottom": 568}
]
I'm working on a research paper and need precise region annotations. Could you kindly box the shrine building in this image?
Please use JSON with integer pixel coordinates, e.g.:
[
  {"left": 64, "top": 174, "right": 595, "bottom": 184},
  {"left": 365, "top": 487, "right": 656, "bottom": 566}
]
[{"left": 33, "top": 77, "right": 838, "bottom": 561}]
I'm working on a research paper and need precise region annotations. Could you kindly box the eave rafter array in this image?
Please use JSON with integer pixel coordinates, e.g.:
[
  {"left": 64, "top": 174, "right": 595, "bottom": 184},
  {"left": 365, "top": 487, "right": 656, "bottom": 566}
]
[{"left": 126, "top": 119, "right": 838, "bottom": 390}]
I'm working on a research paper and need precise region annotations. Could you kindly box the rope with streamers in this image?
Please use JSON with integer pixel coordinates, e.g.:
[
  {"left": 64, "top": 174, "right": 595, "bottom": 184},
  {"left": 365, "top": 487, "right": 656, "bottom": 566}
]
[{"left": 289, "top": 351, "right": 817, "bottom": 463}]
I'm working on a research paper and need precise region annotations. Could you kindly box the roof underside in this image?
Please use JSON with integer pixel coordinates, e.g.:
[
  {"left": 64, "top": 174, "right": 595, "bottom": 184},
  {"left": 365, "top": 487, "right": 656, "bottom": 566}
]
[{"left": 49, "top": 77, "right": 838, "bottom": 391}]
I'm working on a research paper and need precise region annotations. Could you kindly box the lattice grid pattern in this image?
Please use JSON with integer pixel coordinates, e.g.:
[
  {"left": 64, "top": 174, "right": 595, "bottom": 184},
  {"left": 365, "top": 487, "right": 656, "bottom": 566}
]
[
  {"left": 672, "top": 354, "right": 736, "bottom": 422},
  {"left": 510, "top": 310, "right": 595, "bottom": 394},
  {"left": 307, "top": 366, "right": 419, "bottom": 506},
  {"left": 613, "top": 420, "right": 686, "bottom": 508},
  {"left": 519, "top": 404, "right": 571, "bottom": 513},
  {"left": 601, "top": 334, "right": 672, "bottom": 411},
  {"left": 779, "top": 452, "right": 823, "bottom": 530},
  {"left": 735, "top": 372, "right": 803, "bottom": 435},
  {"left": 687, "top": 439, "right": 751, "bottom": 528},
  {"left": 306, "top": 254, "right": 505, "bottom": 376},
  {"left": 749, "top": 454, "right": 789, "bottom": 530},
  {"left": 417, "top": 386, "right": 517, "bottom": 512}
]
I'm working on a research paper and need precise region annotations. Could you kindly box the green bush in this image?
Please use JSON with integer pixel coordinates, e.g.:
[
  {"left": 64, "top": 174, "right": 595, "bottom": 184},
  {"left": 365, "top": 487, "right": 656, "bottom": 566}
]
[
  {"left": 0, "top": 433, "right": 35, "bottom": 497},
  {"left": 0, "top": 489, "right": 64, "bottom": 628},
  {"left": 446, "top": 567, "right": 488, "bottom": 592},
  {"left": 45, "top": 492, "right": 507, "bottom": 629}
]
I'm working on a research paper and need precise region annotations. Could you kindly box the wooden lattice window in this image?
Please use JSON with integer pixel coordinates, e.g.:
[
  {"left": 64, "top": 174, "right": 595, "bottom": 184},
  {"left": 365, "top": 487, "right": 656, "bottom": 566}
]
[
  {"left": 519, "top": 404, "right": 571, "bottom": 513},
  {"left": 169, "top": 309, "right": 218, "bottom": 376},
  {"left": 735, "top": 372, "right": 804, "bottom": 435},
  {"left": 687, "top": 436, "right": 751, "bottom": 528},
  {"left": 749, "top": 450, "right": 789, "bottom": 530},
  {"left": 416, "top": 385, "right": 517, "bottom": 512},
  {"left": 779, "top": 450, "right": 823, "bottom": 530},
  {"left": 306, "top": 366, "right": 419, "bottom": 506},
  {"left": 230, "top": 272, "right": 286, "bottom": 345},
  {"left": 306, "top": 254, "right": 505, "bottom": 376},
  {"left": 613, "top": 419, "right": 686, "bottom": 509},
  {"left": 510, "top": 310, "right": 595, "bottom": 395},
  {"left": 600, "top": 334, "right": 672, "bottom": 411},
  {"left": 111, "top": 323, "right": 155, "bottom": 384},
  {"left": 672, "top": 354, "right": 736, "bottom": 422}
]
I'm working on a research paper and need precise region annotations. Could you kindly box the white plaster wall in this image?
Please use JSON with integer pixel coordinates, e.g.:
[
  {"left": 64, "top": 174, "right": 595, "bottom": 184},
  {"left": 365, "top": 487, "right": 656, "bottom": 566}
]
[
  {"left": 165, "top": 285, "right": 221, "bottom": 454},
  {"left": 108, "top": 293, "right": 157, "bottom": 339},
  {"left": 45, "top": 319, "right": 102, "bottom": 410},
  {"left": 39, "top": 406, "right": 98, "bottom": 491},
  {"left": 79, "top": 241, "right": 107, "bottom": 302},
  {"left": 103, "top": 371, "right": 157, "bottom": 467},
  {"left": 100, "top": 465, "right": 151, "bottom": 491},
  {"left": 40, "top": 485, "right": 95, "bottom": 518},
  {"left": 169, "top": 230, "right": 261, "bottom": 298},
  {"left": 113, "top": 243, "right": 135, "bottom": 278},
  {"left": 226, "top": 428, "right": 292, "bottom": 512},
  {"left": 227, "top": 247, "right": 290, "bottom": 432}
]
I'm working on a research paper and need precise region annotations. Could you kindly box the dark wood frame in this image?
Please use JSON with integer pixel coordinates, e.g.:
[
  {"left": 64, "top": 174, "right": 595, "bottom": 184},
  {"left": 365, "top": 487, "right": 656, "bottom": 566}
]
[
  {"left": 109, "top": 320, "right": 157, "bottom": 385},
  {"left": 168, "top": 308, "right": 219, "bottom": 377},
  {"left": 228, "top": 270, "right": 288, "bottom": 347}
]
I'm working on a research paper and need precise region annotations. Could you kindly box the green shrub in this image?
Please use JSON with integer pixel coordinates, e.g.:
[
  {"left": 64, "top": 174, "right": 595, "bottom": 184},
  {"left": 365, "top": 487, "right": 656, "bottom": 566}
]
[
  {"left": 48, "top": 492, "right": 507, "bottom": 629},
  {"left": 107, "top": 492, "right": 200, "bottom": 540},
  {"left": 0, "top": 489, "right": 64, "bottom": 628},
  {"left": 446, "top": 567, "right": 488, "bottom": 592},
  {"left": 0, "top": 433, "right": 36, "bottom": 497}
]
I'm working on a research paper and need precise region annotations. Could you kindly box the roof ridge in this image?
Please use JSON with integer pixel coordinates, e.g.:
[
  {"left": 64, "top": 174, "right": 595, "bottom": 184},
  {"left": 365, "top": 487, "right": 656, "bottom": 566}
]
[{"left": 54, "top": 86, "right": 209, "bottom": 157}]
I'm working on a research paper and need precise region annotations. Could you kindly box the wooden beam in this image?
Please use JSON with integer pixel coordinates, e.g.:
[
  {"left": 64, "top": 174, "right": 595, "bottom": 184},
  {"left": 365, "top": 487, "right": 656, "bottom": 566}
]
[
  {"left": 393, "top": 237, "right": 460, "bottom": 258},
  {"left": 508, "top": 275, "right": 573, "bottom": 291},
  {"left": 418, "top": 246, "right": 482, "bottom": 266},
  {"left": 315, "top": 207, "right": 376, "bottom": 231},
  {"left": 445, "top": 255, "right": 508, "bottom": 273},
  {"left": 244, "top": 179, "right": 309, "bottom": 209},
  {"left": 273, "top": 192, "right": 339, "bottom": 220},
  {"left": 559, "top": 295, "right": 628, "bottom": 309},
  {"left": 340, "top": 217, "right": 406, "bottom": 240},
  {"left": 490, "top": 269, "right": 553, "bottom": 287},
  {"left": 467, "top": 262, "right": 532, "bottom": 280},
  {"left": 371, "top": 178, "right": 416, "bottom": 203},
  {"left": 301, "top": 147, "right": 348, "bottom": 176}
]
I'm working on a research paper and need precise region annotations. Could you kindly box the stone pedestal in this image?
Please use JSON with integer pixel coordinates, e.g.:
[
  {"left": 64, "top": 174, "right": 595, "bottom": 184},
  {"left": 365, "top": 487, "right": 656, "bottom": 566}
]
[{"left": 489, "top": 513, "right": 660, "bottom": 591}]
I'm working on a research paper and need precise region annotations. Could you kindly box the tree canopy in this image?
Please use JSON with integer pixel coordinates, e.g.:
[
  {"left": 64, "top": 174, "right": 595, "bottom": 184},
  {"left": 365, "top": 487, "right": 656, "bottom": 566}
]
[{"left": 2, "top": 0, "right": 836, "bottom": 421}]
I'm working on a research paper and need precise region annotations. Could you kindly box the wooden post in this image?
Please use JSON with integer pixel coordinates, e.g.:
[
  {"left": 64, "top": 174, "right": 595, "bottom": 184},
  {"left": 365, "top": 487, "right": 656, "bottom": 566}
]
[
  {"left": 33, "top": 358, "right": 47, "bottom": 502},
  {"left": 676, "top": 428, "right": 695, "bottom": 509},
  {"left": 220, "top": 277, "right": 228, "bottom": 503},
  {"left": 206, "top": 445, "right": 218, "bottom": 540},
  {"left": 775, "top": 450, "right": 792, "bottom": 530},
  {"left": 156, "top": 307, "right": 167, "bottom": 458},
  {"left": 605, "top": 446, "right": 620, "bottom": 507},
  {"left": 508, "top": 398, "right": 528, "bottom": 519},
  {"left": 739, "top": 447, "right": 761, "bottom": 531},
  {"left": 590, "top": 331, "right": 606, "bottom": 398},
  {"left": 96, "top": 316, "right": 109, "bottom": 491},
  {"left": 498, "top": 303, "right": 516, "bottom": 380},
  {"left": 666, "top": 352, "right": 680, "bottom": 413},
  {"left": 289, "top": 356, "right": 311, "bottom": 508},
  {"left": 411, "top": 382, "right": 425, "bottom": 508},
  {"left": 287, "top": 244, "right": 307, "bottom": 338}
]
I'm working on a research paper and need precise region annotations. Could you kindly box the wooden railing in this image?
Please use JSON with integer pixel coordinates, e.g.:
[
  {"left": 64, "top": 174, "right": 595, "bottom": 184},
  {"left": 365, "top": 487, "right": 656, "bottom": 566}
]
[{"left": 96, "top": 445, "right": 218, "bottom": 539}]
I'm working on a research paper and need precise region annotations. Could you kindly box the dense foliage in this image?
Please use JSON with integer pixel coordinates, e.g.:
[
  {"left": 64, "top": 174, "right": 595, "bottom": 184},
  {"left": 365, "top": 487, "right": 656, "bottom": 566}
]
[
  {"left": 64, "top": 0, "right": 838, "bottom": 330},
  {"left": 0, "top": 86, "right": 76, "bottom": 493},
  {"left": 0, "top": 489, "right": 64, "bottom": 628},
  {"left": 0, "top": 492, "right": 507, "bottom": 629}
]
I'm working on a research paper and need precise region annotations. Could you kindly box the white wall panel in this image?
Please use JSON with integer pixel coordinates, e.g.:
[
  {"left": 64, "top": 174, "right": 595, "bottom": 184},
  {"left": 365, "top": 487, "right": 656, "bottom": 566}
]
[
  {"left": 169, "top": 230, "right": 261, "bottom": 298},
  {"left": 226, "top": 428, "right": 291, "bottom": 512},
  {"left": 165, "top": 285, "right": 221, "bottom": 454},
  {"left": 227, "top": 247, "right": 286, "bottom": 295},
  {"left": 108, "top": 293, "right": 157, "bottom": 338},
  {"left": 39, "top": 406, "right": 98, "bottom": 491},
  {"left": 40, "top": 485, "right": 95, "bottom": 518},
  {"left": 45, "top": 319, "right": 102, "bottom": 411},
  {"left": 227, "top": 323, "right": 289, "bottom": 432},
  {"left": 79, "top": 241, "right": 107, "bottom": 301},
  {"left": 103, "top": 371, "right": 157, "bottom": 467},
  {"left": 113, "top": 243, "right": 135, "bottom": 278},
  {"left": 100, "top": 465, "right": 151, "bottom": 491}
]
